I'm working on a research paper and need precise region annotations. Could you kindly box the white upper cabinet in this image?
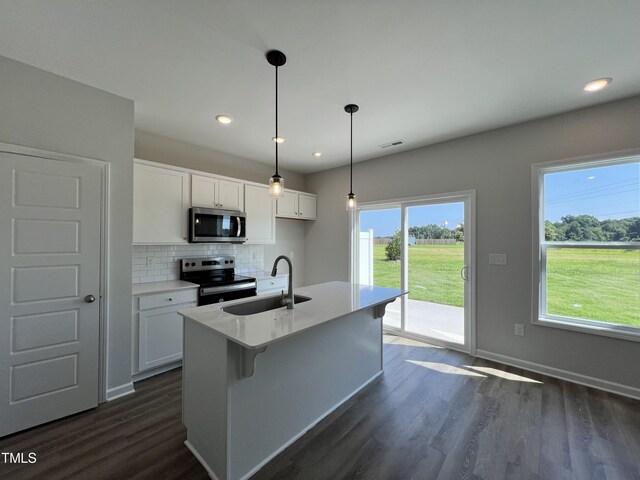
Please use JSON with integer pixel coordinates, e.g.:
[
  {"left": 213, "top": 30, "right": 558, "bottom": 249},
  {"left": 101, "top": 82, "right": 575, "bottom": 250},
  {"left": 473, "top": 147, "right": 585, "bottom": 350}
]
[
  {"left": 298, "top": 194, "right": 317, "bottom": 220},
  {"left": 244, "top": 184, "right": 275, "bottom": 244},
  {"left": 276, "top": 190, "right": 317, "bottom": 220},
  {"left": 133, "top": 161, "right": 189, "bottom": 244},
  {"left": 191, "top": 174, "right": 243, "bottom": 211},
  {"left": 276, "top": 191, "right": 298, "bottom": 217},
  {"left": 133, "top": 160, "right": 315, "bottom": 245}
]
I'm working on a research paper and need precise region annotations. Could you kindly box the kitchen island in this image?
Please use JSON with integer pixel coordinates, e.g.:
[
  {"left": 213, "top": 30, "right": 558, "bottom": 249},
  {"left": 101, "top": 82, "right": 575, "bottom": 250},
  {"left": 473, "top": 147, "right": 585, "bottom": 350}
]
[{"left": 179, "top": 281, "right": 405, "bottom": 480}]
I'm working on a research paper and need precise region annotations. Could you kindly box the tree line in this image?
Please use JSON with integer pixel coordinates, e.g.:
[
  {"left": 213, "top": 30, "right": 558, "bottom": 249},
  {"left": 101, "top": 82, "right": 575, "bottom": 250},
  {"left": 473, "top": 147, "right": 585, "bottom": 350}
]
[
  {"left": 408, "top": 224, "right": 464, "bottom": 242},
  {"left": 545, "top": 215, "right": 639, "bottom": 242},
  {"left": 385, "top": 224, "right": 464, "bottom": 261}
]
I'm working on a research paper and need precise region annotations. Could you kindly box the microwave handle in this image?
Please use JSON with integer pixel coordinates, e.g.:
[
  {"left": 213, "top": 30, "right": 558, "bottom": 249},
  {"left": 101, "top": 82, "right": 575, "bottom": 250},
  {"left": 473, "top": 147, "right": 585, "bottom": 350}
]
[{"left": 237, "top": 217, "right": 241, "bottom": 237}]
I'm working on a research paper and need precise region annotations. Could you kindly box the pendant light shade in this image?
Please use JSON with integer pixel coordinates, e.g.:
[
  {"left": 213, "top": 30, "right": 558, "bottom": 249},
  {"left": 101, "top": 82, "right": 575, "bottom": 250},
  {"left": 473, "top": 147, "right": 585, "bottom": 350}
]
[
  {"left": 267, "top": 50, "right": 287, "bottom": 198},
  {"left": 345, "top": 104, "right": 359, "bottom": 210}
]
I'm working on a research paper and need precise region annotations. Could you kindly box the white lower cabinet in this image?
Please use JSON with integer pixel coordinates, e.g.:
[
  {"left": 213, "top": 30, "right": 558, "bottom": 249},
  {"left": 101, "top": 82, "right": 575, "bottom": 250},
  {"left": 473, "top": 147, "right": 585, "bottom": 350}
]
[{"left": 132, "top": 288, "right": 197, "bottom": 376}]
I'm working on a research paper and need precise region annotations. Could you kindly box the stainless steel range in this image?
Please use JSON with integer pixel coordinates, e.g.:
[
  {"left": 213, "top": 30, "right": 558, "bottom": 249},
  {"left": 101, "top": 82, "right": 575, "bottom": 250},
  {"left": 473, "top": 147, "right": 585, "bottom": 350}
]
[{"left": 180, "top": 256, "right": 256, "bottom": 306}]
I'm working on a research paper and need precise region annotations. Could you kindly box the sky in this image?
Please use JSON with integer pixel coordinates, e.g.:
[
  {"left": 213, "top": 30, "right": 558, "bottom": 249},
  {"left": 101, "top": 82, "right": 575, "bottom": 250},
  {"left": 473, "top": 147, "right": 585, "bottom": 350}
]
[
  {"left": 543, "top": 161, "right": 639, "bottom": 223},
  {"left": 359, "top": 161, "right": 639, "bottom": 236},
  {"left": 360, "top": 203, "right": 464, "bottom": 237}
]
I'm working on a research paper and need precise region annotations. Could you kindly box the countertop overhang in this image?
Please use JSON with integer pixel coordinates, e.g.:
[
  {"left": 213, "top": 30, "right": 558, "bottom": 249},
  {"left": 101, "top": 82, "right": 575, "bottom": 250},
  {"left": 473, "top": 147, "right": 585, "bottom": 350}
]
[{"left": 179, "top": 281, "right": 406, "bottom": 350}]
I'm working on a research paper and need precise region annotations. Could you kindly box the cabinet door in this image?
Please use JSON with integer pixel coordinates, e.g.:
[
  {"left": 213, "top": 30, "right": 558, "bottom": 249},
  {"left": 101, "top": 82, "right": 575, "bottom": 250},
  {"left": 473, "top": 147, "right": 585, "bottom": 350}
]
[
  {"left": 244, "top": 184, "right": 275, "bottom": 244},
  {"left": 133, "top": 163, "right": 189, "bottom": 244},
  {"left": 218, "top": 179, "right": 244, "bottom": 211},
  {"left": 191, "top": 174, "right": 218, "bottom": 208},
  {"left": 138, "top": 302, "right": 196, "bottom": 371},
  {"left": 298, "top": 194, "right": 317, "bottom": 220},
  {"left": 276, "top": 191, "right": 299, "bottom": 218}
]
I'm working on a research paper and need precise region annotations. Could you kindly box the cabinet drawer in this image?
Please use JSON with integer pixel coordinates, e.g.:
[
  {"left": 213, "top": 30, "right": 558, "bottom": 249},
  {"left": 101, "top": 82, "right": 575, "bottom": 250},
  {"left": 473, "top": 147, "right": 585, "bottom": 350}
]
[
  {"left": 257, "top": 276, "right": 287, "bottom": 294},
  {"left": 138, "top": 289, "right": 198, "bottom": 310}
]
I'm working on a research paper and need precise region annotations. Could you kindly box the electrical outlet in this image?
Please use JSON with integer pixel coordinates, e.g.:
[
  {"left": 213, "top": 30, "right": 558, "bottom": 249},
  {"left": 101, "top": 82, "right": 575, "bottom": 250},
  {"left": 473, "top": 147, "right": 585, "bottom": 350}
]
[
  {"left": 515, "top": 324, "right": 525, "bottom": 336},
  {"left": 146, "top": 256, "right": 153, "bottom": 267},
  {"left": 489, "top": 253, "right": 507, "bottom": 266}
]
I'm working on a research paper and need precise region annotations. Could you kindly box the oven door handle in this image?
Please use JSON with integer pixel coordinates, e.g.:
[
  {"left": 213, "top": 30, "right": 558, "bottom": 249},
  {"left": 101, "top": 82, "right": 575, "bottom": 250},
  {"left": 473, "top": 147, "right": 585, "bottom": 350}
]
[{"left": 200, "top": 282, "right": 256, "bottom": 296}]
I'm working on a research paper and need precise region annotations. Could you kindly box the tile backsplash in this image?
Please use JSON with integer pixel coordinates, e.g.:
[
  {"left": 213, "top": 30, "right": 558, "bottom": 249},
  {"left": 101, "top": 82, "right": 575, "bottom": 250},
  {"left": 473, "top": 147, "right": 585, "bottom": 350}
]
[{"left": 132, "top": 244, "right": 265, "bottom": 284}]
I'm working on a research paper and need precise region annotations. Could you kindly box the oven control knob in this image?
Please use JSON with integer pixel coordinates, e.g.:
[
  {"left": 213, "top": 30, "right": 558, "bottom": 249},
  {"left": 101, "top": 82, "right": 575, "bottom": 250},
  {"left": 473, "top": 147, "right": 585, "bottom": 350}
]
[
  {"left": 191, "top": 262, "right": 196, "bottom": 266},
  {"left": 230, "top": 260, "right": 233, "bottom": 263},
  {"left": 225, "top": 260, "right": 229, "bottom": 264}
]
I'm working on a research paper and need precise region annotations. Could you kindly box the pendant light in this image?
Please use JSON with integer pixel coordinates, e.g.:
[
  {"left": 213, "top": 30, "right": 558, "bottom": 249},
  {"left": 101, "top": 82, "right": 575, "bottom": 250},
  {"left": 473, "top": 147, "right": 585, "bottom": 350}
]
[
  {"left": 267, "top": 50, "right": 286, "bottom": 198},
  {"left": 345, "top": 104, "right": 359, "bottom": 210}
]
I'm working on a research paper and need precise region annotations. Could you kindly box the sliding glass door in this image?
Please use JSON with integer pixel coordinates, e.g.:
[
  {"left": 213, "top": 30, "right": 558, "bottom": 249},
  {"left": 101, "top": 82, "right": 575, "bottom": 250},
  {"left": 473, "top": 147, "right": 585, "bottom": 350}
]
[
  {"left": 405, "top": 202, "right": 465, "bottom": 345},
  {"left": 354, "top": 192, "right": 475, "bottom": 353},
  {"left": 358, "top": 208, "right": 402, "bottom": 329}
]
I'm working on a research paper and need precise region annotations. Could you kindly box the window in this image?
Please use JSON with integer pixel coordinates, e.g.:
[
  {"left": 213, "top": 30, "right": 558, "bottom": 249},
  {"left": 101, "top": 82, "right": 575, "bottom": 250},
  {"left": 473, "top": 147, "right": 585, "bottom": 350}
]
[{"left": 532, "top": 154, "right": 640, "bottom": 340}]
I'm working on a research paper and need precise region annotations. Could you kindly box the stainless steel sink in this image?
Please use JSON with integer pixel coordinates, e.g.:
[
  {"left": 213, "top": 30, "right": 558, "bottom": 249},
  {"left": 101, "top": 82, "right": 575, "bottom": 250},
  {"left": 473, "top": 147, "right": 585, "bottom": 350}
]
[{"left": 223, "top": 295, "right": 311, "bottom": 316}]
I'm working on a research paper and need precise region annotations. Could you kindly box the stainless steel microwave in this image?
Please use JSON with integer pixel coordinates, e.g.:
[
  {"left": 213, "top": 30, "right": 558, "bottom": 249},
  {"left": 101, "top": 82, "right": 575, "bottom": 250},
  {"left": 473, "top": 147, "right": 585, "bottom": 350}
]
[{"left": 189, "top": 207, "right": 247, "bottom": 243}]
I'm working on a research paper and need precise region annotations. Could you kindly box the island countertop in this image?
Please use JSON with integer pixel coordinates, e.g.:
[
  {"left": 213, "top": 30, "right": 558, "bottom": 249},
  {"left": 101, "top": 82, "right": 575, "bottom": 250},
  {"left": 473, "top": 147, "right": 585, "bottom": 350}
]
[{"left": 178, "top": 281, "right": 405, "bottom": 349}]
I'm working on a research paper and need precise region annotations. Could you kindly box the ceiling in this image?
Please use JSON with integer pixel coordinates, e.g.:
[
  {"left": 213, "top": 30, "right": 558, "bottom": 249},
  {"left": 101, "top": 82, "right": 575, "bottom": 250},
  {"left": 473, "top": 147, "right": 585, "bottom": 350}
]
[{"left": 1, "top": 1, "right": 639, "bottom": 174}]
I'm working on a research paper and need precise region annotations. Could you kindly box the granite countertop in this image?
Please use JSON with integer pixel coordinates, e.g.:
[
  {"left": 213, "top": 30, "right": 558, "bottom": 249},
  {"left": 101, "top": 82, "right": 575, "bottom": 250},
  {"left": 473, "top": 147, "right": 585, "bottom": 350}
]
[
  {"left": 132, "top": 280, "right": 199, "bottom": 296},
  {"left": 178, "top": 281, "right": 406, "bottom": 349}
]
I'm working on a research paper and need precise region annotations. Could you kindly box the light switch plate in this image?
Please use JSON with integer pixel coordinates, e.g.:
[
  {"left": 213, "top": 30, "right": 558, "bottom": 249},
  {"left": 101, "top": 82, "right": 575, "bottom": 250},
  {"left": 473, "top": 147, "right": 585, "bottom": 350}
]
[
  {"left": 489, "top": 253, "right": 507, "bottom": 265},
  {"left": 515, "top": 324, "right": 525, "bottom": 336}
]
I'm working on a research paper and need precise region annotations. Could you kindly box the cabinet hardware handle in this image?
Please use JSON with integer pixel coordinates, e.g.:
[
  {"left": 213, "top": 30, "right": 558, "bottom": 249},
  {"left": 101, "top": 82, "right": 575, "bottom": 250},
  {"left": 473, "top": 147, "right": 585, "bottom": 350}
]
[{"left": 169, "top": 298, "right": 173, "bottom": 301}]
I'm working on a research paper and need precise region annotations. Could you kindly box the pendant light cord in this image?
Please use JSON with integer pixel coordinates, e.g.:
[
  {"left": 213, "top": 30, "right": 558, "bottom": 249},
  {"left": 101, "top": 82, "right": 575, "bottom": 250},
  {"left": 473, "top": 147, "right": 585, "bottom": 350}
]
[
  {"left": 275, "top": 65, "right": 279, "bottom": 176},
  {"left": 349, "top": 110, "right": 353, "bottom": 195}
]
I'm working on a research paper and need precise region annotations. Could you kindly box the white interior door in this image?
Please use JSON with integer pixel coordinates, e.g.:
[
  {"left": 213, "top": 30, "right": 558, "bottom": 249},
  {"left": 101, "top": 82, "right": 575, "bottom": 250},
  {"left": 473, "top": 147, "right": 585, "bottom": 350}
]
[{"left": 0, "top": 151, "right": 102, "bottom": 437}]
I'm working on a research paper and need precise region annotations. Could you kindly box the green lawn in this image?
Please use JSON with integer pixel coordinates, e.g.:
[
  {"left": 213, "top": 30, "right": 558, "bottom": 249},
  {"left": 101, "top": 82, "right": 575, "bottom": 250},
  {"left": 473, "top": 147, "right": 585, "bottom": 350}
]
[
  {"left": 373, "top": 244, "right": 464, "bottom": 307},
  {"left": 546, "top": 248, "right": 640, "bottom": 327},
  {"left": 372, "top": 244, "right": 640, "bottom": 327}
]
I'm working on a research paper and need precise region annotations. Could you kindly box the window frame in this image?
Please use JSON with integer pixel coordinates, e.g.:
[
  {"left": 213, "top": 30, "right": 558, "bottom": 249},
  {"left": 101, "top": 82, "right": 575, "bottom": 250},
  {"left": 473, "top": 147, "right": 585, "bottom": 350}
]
[{"left": 531, "top": 151, "right": 640, "bottom": 342}]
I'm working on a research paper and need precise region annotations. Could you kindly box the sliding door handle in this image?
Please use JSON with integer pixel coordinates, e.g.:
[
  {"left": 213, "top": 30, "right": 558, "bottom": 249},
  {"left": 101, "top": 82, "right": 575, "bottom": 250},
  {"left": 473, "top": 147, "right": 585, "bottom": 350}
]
[{"left": 460, "top": 266, "right": 468, "bottom": 281}]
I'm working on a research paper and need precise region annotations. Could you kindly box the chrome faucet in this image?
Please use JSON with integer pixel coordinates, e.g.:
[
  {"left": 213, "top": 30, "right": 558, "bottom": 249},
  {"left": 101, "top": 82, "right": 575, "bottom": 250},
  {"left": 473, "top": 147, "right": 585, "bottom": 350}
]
[{"left": 271, "top": 255, "right": 294, "bottom": 309}]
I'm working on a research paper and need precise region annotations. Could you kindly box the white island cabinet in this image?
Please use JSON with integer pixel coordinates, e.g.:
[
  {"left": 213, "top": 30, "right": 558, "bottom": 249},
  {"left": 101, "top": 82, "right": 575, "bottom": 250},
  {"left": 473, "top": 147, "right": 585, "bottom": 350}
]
[{"left": 179, "top": 281, "right": 405, "bottom": 480}]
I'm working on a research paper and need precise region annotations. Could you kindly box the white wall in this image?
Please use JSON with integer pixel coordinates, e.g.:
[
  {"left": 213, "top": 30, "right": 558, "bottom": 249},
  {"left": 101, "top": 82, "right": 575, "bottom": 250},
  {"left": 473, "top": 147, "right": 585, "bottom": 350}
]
[
  {"left": 0, "top": 56, "right": 135, "bottom": 395},
  {"left": 135, "top": 129, "right": 306, "bottom": 190},
  {"left": 305, "top": 95, "right": 640, "bottom": 392}
]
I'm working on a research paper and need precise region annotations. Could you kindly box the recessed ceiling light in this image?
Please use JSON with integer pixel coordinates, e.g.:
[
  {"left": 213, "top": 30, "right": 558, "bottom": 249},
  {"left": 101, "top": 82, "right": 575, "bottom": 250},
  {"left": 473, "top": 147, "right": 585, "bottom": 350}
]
[
  {"left": 587, "top": 176, "right": 596, "bottom": 180},
  {"left": 583, "top": 78, "right": 612, "bottom": 92},
  {"left": 215, "top": 115, "right": 233, "bottom": 124},
  {"left": 272, "top": 136, "right": 285, "bottom": 143},
  {"left": 312, "top": 152, "right": 322, "bottom": 158}
]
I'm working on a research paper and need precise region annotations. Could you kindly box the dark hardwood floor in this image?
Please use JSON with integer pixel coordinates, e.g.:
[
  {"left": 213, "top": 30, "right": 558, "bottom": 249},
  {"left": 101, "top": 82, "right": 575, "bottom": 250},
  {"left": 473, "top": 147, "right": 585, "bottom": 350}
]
[{"left": 1, "top": 335, "right": 639, "bottom": 480}]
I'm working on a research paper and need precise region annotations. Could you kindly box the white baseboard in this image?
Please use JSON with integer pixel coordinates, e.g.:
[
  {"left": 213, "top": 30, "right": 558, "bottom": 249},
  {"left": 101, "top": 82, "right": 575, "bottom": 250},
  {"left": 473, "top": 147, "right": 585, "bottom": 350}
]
[
  {"left": 184, "top": 440, "right": 220, "bottom": 480},
  {"left": 106, "top": 382, "right": 135, "bottom": 401},
  {"left": 475, "top": 349, "right": 640, "bottom": 400},
  {"left": 132, "top": 361, "right": 182, "bottom": 383}
]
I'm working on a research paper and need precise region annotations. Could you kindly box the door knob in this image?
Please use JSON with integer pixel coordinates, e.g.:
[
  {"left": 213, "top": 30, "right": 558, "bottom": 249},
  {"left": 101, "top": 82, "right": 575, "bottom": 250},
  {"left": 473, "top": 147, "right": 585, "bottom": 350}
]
[{"left": 85, "top": 294, "right": 96, "bottom": 303}]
